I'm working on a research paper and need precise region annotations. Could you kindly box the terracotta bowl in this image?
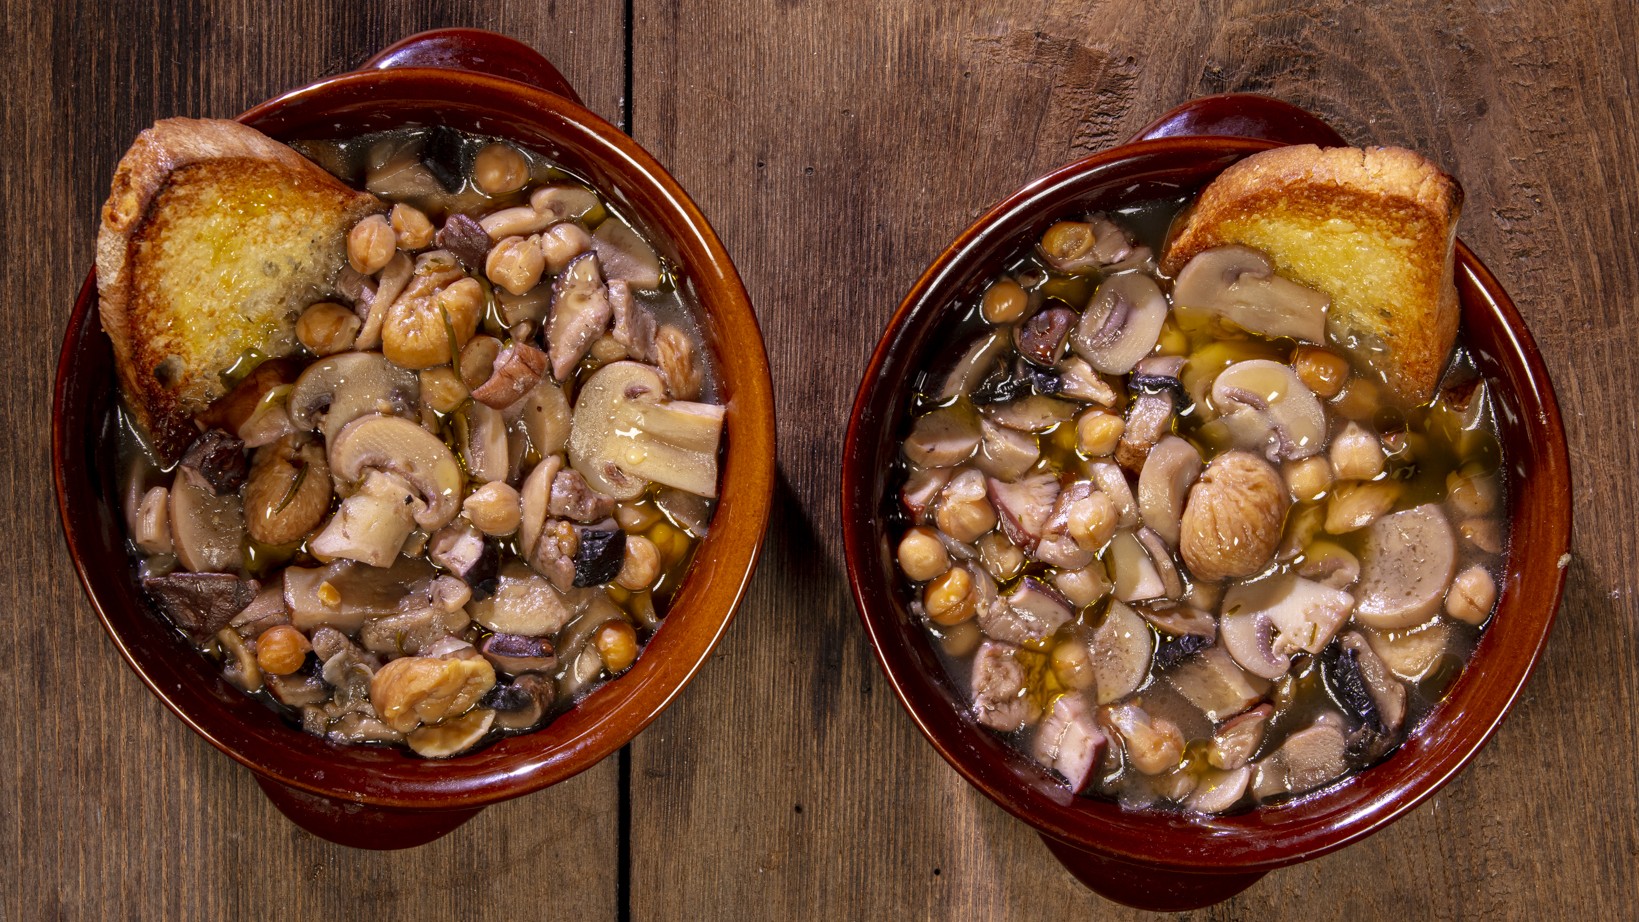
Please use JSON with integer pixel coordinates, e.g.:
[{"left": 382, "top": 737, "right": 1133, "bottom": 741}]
[
  {"left": 53, "top": 29, "right": 775, "bottom": 849},
  {"left": 841, "top": 94, "right": 1571, "bottom": 910}
]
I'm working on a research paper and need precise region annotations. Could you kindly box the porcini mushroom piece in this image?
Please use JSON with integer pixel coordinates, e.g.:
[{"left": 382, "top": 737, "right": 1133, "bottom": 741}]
[
  {"left": 1109, "top": 530, "right": 1167, "bottom": 603},
  {"left": 1219, "top": 574, "right": 1354, "bottom": 680},
  {"left": 1209, "top": 360, "right": 1327, "bottom": 462},
  {"left": 407, "top": 707, "right": 495, "bottom": 759},
  {"left": 1116, "top": 357, "right": 1186, "bottom": 471},
  {"left": 1208, "top": 703, "right": 1274, "bottom": 770},
  {"left": 457, "top": 402, "right": 510, "bottom": 485},
  {"left": 471, "top": 342, "right": 548, "bottom": 409},
  {"left": 591, "top": 218, "right": 663, "bottom": 290},
  {"left": 287, "top": 352, "right": 420, "bottom": 444},
  {"left": 1171, "top": 245, "right": 1330, "bottom": 343},
  {"left": 903, "top": 405, "right": 981, "bottom": 469},
  {"left": 328, "top": 414, "right": 465, "bottom": 531},
  {"left": 974, "top": 419, "right": 1040, "bottom": 481},
  {"left": 1089, "top": 599, "right": 1154, "bottom": 704},
  {"left": 568, "top": 361, "right": 724, "bottom": 500},
  {"left": 1187, "top": 765, "right": 1252, "bottom": 814},
  {"left": 1137, "top": 436, "right": 1203, "bottom": 547},
  {"left": 1071, "top": 273, "right": 1168, "bottom": 375},
  {"left": 1165, "top": 645, "right": 1269, "bottom": 721},
  {"left": 468, "top": 561, "right": 580, "bottom": 636},
  {"left": 547, "top": 252, "right": 613, "bottom": 380},
  {"left": 1031, "top": 694, "right": 1107, "bottom": 792},
  {"left": 1353, "top": 505, "right": 1458, "bottom": 630},
  {"left": 976, "top": 577, "right": 1073, "bottom": 646},
  {"left": 1015, "top": 304, "right": 1075, "bottom": 366},
  {"left": 984, "top": 395, "right": 1077, "bottom": 433},
  {"left": 986, "top": 472, "right": 1060, "bottom": 551},
  {"left": 1251, "top": 716, "right": 1349, "bottom": 801},
  {"left": 308, "top": 470, "right": 424, "bottom": 567},
  {"left": 283, "top": 558, "right": 436, "bottom": 634},
  {"left": 169, "top": 466, "right": 245, "bottom": 574},
  {"left": 144, "top": 572, "right": 258, "bottom": 640},
  {"left": 936, "top": 331, "right": 1010, "bottom": 402},
  {"left": 478, "top": 633, "right": 559, "bottom": 676}
]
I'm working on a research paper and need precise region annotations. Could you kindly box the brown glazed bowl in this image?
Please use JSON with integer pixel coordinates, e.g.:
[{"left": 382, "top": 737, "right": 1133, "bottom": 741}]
[
  {"left": 53, "top": 29, "right": 775, "bottom": 849},
  {"left": 841, "top": 94, "right": 1571, "bottom": 910}
]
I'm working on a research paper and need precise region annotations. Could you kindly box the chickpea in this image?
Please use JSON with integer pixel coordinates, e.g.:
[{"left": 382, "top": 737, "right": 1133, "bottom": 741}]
[
  {"left": 1066, "top": 490, "right": 1117, "bottom": 552},
  {"left": 935, "top": 494, "right": 995, "bottom": 544},
  {"left": 616, "top": 502, "right": 662, "bottom": 532},
  {"left": 255, "top": 625, "right": 311, "bottom": 676},
  {"left": 296, "top": 301, "right": 361, "bottom": 356},
  {"left": 976, "top": 530, "right": 1023, "bottom": 581},
  {"left": 595, "top": 620, "right": 640, "bottom": 674},
  {"left": 539, "top": 221, "right": 593, "bottom": 273},
  {"left": 1447, "top": 466, "right": 1500, "bottom": 517},
  {"left": 473, "top": 142, "right": 530, "bottom": 196},
  {"left": 390, "top": 203, "right": 435, "bottom": 250},
  {"left": 1330, "top": 422, "right": 1385, "bottom": 481},
  {"left": 1459, "top": 517, "right": 1505, "bottom": 555},
  {"left": 1051, "top": 639, "right": 1096, "bottom": 691},
  {"left": 419, "top": 366, "right": 470, "bottom": 414},
  {"left": 897, "top": 526, "right": 951, "bottom": 582},
  {"left": 1052, "top": 565, "right": 1110, "bottom": 609},
  {"left": 617, "top": 535, "right": 663, "bottom": 591},
  {"left": 1283, "top": 455, "right": 1334, "bottom": 502},
  {"left": 981, "top": 277, "right": 1028, "bottom": 324},
  {"left": 1076, "top": 409, "right": 1124, "bottom": 458},
  {"left": 1039, "top": 221, "right": 1094, "bottom": 264},
  {"left": 462, "top": 481, "right": 522, "bottom": 535},
  {"left": 1292, "top": 345, "right": 1350, "bottom": 398},
  {"left": 486, "top": 234, "right": 547, "bottom": 296},
  {"left": 347, "top": 214, "right": 397, "bottom": 275},
  {"left": 924, "top": 567, "right": 977, "bottom": 626},
  {"left": 1445, "top": 565, "right": 1497, "bottom": 625},
  {"left": 939, "top": 620, "right": 982, "bottom": 658}
]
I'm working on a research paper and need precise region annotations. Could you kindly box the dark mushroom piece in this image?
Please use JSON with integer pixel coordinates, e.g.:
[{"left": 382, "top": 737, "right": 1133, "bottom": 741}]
[
  {"left": 1326, "top": 631, "right": 1408, "bottom": 735},
  {"left": 1116, "top": 356, "right": 1187, "bottom": 472},
  {"left": 478, "top": 633, "right": 559, "bottom": 676},
  {"left": 144, "top": 572, "right": 258, "bottom": 640},
  {"left": 573, "top": 519, "right": 627, "bottom": 587},
  {"left": 179, "top": 429, "right": 247, "bottom": 493},
  {"left": 434, "top": 213, "right": 492, "bottom": 273},
  {"left": 1015, "top": 303, "right": 1076, "bottom": 366},
  {"left": 485, "top": 674, "right": 557, "bottom": 731}
]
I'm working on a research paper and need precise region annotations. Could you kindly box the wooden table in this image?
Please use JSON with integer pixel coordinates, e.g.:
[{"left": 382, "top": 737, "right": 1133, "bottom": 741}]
[{"left": 7, "top": 1, "right": 1634, "bottom": 918}]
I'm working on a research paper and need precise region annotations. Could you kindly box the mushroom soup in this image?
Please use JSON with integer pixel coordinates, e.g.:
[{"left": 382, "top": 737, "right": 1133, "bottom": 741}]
[
  {"left": 116, "top": 128, "right": 723, "bottom": 758},
  {"left": 890, "top": 198, "right": 1506, "bottom": 813}
]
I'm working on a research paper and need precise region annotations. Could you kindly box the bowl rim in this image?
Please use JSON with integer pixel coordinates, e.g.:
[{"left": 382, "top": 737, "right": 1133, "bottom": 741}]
[
  {"left": 841, "top": 134, "right": 1573, "bottom": 871},
  {"left": 54, "top": 65, "right": 776, "bottom": 809}
]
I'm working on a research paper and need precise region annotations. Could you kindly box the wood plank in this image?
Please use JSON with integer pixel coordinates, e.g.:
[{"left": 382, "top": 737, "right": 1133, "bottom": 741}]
[
  {"left": 627, "top": 0, "right": 1639, "bottom": 918},
  {"left": 1, "top": 3, "right": 625, "bottom": 919}
]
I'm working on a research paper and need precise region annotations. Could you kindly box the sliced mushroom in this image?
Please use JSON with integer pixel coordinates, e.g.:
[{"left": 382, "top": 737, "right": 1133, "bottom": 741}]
[
  {"left": 976, "top": 577, "right": 1072, "bottom": 646},
  {"left": 133, "top": 486, "right": 173, "bottom": 555},
  {"left": 1089, "top": 599, "right": 1153, "bottom": 704},
  {"left": 353, "top": 252, "right": 414, "bottom": 352},
  {"left": 937, "top": 330, "right": 1010, "bottom": 402},
  {"left": 468, "top": 560, "right": 580, "bottom": 636},
  {"left": 283, "top": 558, "right": 436, "bottom": 633},
  {"left": 470, "top": 342, "right": 548, "bottom": 409},
  {"left": 974, "top": 418, "right": 1040, "bottom": 481},
  {"left": 1208, "top": 703, "right": 1274, "bottom": 770},
  {"left": 1364, "top": 622, "right": 1452, "bottom": 681},
  {"left": 1187, "top": 765, "right": 1252, "bottom": 814},
  {"left": 1054, "top": 356, "right": 1118, "bottom": 406},
  {"left": 1031, "top": 694, "right": 1107, "bottom": 792},
  {"left": 547, "top": 252, "right": 613, "bottom": 380},
  {"left": 407, "top": 707, "right": 495, "bottom": 759},
  {"left": 1353, "top": 504, "right": 1457, "bottom": 630},
  {"left": 287, "top": 352, "right": 420, "bottom": 444},
  {"left": 1165, "top": 645, "right": 1269, "bottom": 721},
  {"left": 1171, "top": 245, "right": 1330, "bottom": 343},
  {"left": 216, "top": 628, "right": 262, "bottom": 692},
  {"left": 568, "top": 361, "right": 724, "bottom": 500},
  {"left": 903, "top": 405, "right": 981, "bottom": 469},
  {"left": 1209, "top": 360, "right": 1327, "bottom": 462},
  {"left": 1220, "top": 574, "right": 1354, "bottom": 680},
  {"left": 458, "top": 402, "right": 509, "bottom": 485},
  {"left": 1071, "top": 273, "right": 1168, "bottom": 374},
  {"left": 1137, "top": 436, "right": 1202, "bottom": 547},
  {"left": 143, "top": 572, "right": 257, "bottom": 640},
  {"left": 1116, "top": 356, "right": 1186, "bottom": 471},
  {"left": 985, "top": 472, "right": 1059, "bottom": 551},
  {"left": 169, "top": 466, "right": 244, "bottom": 573},
  {"left": 1296, "top": 540, "right": 1361, "bottom": 590},
  {"left": 1251, "top": 715, "right": 1349, "bottom": 801},
  {"left": 1324, "top": 480, "right": 1404, "bottom": 534},
  {"left": 900, "top": 466, "right": 954, "bottom": 523},
  {"left": 513, "top": 377, "right": 573, "bottom": 460},
  {"left": 517, "top": 454, "right": 562, "bottom": 562},
  {"left": 1086, "top": 461, "right": 1139, "bottom": 529},
  {"left": 328, "top": 414, "right": 465, "bottom": 531},
  {"left": 971, "top": 640, "right": 1039, "bottom": 731},
  {"left": 358, "top": 605, "right": 471, "bottom": 657},
  {"left": 486, "top": 674, "right": 556, "bottom": 731},
  {"left": 1135, "top": 527, "right": 1185, "bottom": 600},
  {"left": 179, "top": 429, "right": 248, "bottom": 493},
  {"left": 984, "top": 395, "right": 1076, "bottom": 433},
  {"left": 1140, "top": 604, "right": 1216, "bottom": 641},
  {"left": 590, "top": 217, "right": 663, "bottom": 290}
]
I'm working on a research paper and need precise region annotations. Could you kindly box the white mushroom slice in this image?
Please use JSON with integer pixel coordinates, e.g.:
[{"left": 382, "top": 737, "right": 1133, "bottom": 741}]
[
  {"left": 1055, "top": 356, "right": 1118, "bottom": 406},
  {"left": 1135, "top": 527, "right": 1185, "bottom": 601},
  {"left": 975, "top": 418, "right": 1040, "bottom": 481},
  {"left": 469, "top": 561, "right": 581, "bottom": 636},
  {"left": 1137, "top": 436, "right": 1202, "bottom": 547},
  {"left": 1209, "top": 360, "right": 1327, "bottom": 461},
  {"left": 287, "top": 352, "right": 420, "bottom": 444},
  {"left": 460, "top": 403, "right": 509, "bottom": 485},
  {"left": 591, "top": 218, "right": 663, "bottom": 290},
  {"left": 309, "top": 470, "right": 424, "bottom": 567},
  {"left": 971, "top": 640, "right": 1039, "bottom": 731},
  {"left": 512, "top": 377, "right": 572, "bottom": 458},
  {"left": 937, "top": 331, "right": 1009, "bottom": 402},
  {"left": 518, "top": 454, "right": 562, "bottom": 562},
  {"left": 1208, "top": 703, "right": 1274, "bottom": 770},
  {"left": 977, "top": 577, "right": 1073, "bottom": 646},
  {"left": 532, "top": 184, "right": 601, "bottom": 223},
  {"left": 900, "top": 465, "right": 953, "bottom": 523},
  {"left": 903, "top": 405, "right": 981, "bottom": 469},
  {"left": 169, "top": 466, "right": 244, "bottom": 573},
  {"left": 353, "top": 252, "right": 414, "bottom": 352},
  {"left": 1104, "top": 703, "right": 1185, "bottom": 775},
  {"left": 1251, "top": 716, "right": 1349, "bottom": 801},
  {"left": 1071, "top": 273, "right": 1168, "bottom": 374},
  {"left": 1087, "top": 461, "right": 1138, "bottom": 529},
  {"left": 407, "top": 707, "right": 495, "bottom": 759},
  {"left": 1031, "top": 694, "right": 1107, "bottom": 792},
  {"left": 1297, "top": 539, "right": 1361, "bottom": 590},
  {"left": 1171, "top": 246, "right": 1330, "bottom": 343},
  {"left": 985, "top": 395, "right": 1077, "bottom": 433},
  {"left": 284, "top": 557, "right": 437, "bottom": 633},
  {"left": 134, "top": 486, "right": 173, "bottom": 555},
  {"left": 1109, "top": 530, "right": 1166, "bottom": 603},
  {"left": 568, "top": 361, "right": 724, "bottom": 500},
  {"left": 328, "top": 415, "right": 465, "bottom": 531},
  {"left": 1186, "top": 765, "right": 1252, "bottom": 814},
  {"left": 547, "top": 252, "right": 613, "bottom": 380},
  {"left": 986, "top": 472, "right": 1060, "bottom": 550},
  {"left": 1165, "top": 645, "right": 1268, "bottom": 721},
  {"left": 1354, "top": 504, "right": 1457, "bottom": 629},
  {"left": 1089, "top": 599, "right": 1153, "bottom": 704},
  {"left": 1220, "top": 574, "right": 1354, "bottom": 680}
]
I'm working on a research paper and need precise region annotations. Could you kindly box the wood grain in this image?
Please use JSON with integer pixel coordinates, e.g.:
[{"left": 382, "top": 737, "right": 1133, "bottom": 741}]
[{"left": 7, "top": 0, "right": 1638, "bottom": 919}]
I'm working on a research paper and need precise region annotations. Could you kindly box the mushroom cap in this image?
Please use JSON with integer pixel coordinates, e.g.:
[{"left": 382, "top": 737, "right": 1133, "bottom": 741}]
[
  {"left": 1137, "top": 435, "right": 1204, "bottom": 547},
  {"left": 1172, "top": 245, "right": 1330, "bottom": 343},
  {"left": 327, "top": 414, "right": 464, "bottom": 530},
  {"left": 1071, "top": 272, "right": 1168, "bottom": 375},
  {"left": 1354, "top": 504, "right": 1458, "bottom": 629},
  {"left": 1089, "top": 599, "right": 1154, "bottom": 704},
  {"left": 590, "top": 217, "right": 663, "bottom": 290},
  {"left": 1210, "top": 359, "right": 1327, "bottom": 462},
  {"left": 287, "top": 351, "right": 420, "bottom": 444}
]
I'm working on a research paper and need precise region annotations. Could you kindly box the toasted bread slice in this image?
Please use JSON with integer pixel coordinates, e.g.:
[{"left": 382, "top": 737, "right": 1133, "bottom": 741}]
[
  {"left": 1162, "top": 144, "right": 1462, "bottom": 404},
  {"left": 97, "top": 118, "right": 382, "bottom": 463}
]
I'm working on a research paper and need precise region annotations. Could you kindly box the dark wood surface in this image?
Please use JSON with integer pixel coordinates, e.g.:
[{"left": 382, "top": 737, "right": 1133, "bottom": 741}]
[{"left": 6, "top": 1, "right": 1634, "bottom": 918}]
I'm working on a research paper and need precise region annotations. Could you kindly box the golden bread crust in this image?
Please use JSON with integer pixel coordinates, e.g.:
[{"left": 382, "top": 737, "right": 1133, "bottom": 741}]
[
  {"left": 97, "top": 118, "right": 381, "bottom": 463},
  {"left": 1162, "top": 144, "right": 1462, "bottom": 404}
]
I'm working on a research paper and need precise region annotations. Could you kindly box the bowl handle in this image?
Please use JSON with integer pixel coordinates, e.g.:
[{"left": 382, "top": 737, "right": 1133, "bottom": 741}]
[
  {"left": 1130, "top": 93, "right": 1347, "bottom": 147},
  {"left": 359, "top": 28, "right": 585, "bottom": 106},
  {"left": 255, "top": 775, "right": 484, "bottom": 850},
  {"left": 1039, "top": 833, "right": 1265, "bottom": 911}
]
